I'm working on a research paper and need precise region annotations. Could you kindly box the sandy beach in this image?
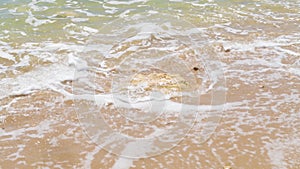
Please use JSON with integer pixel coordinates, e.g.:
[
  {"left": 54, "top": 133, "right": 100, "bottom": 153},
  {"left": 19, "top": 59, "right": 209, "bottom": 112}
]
[{"left": 0, "top": 0, "right": 299, "bottom": 168}]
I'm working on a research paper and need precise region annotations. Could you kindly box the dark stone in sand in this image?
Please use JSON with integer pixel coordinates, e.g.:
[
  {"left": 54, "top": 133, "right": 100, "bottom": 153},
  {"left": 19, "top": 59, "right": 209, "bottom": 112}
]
[{"left": 224, "top": 49, "right": 231, "bottom": 52}]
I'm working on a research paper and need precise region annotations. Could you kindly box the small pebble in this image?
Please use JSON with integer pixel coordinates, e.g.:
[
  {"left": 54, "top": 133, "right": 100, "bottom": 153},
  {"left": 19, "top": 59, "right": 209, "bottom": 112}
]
[{"left": 224, "top": 49, "right": 231, "bottom": 52}]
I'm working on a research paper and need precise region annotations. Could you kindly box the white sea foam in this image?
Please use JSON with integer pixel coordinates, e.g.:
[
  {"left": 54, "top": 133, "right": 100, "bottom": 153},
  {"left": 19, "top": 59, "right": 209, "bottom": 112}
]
[
  {"left": 0, "top": 50, "right": 16, "bottom": 62},
  {"left": 74, "top": 9, "right": 97, "bottom": 17},
  {"left": 0, "top": 64, "right": 75, "bottom": 100},
  {"left": 106, "top": 0, "right": 147, "bottom": 5},
  {"left": 25, "top": 11, "right": 55, "bottom": 27},
  {"left": 71, "top": 18, "right": 89, "bottom": 22}
]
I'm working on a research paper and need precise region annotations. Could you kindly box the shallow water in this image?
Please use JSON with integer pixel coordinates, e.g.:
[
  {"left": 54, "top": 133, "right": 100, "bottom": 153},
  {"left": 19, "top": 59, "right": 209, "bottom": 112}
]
[{"left": 0, "top": 0, "right": 300, "bottom": 168}]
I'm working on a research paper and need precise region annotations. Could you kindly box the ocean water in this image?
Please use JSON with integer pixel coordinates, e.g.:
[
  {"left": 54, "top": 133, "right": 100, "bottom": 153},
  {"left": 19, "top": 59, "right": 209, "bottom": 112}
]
[{"left": 0, "top": 0, "right": 300, "bottom": 168}]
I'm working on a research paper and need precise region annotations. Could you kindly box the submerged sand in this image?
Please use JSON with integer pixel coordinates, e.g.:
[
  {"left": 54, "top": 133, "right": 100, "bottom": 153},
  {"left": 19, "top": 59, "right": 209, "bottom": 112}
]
[{"left": 0, "top": 0, "right": 300, "bottom": 168}]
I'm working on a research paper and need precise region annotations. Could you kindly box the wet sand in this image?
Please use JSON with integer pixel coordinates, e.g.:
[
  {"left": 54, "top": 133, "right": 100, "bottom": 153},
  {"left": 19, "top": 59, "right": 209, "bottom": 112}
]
[
  {"left": 1, "top": 45, "right": 299, "bottom": 168},
  {"left": 1, "top": 0, "right": 300, "bottom": 168}
]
